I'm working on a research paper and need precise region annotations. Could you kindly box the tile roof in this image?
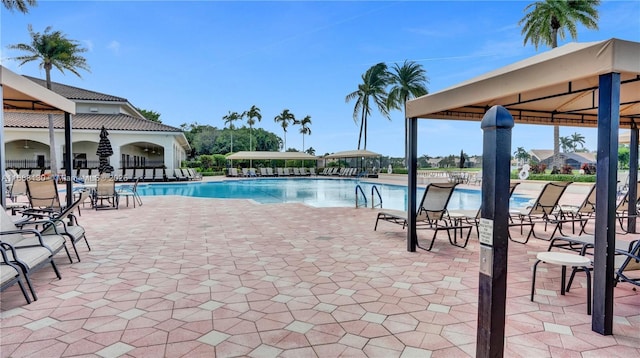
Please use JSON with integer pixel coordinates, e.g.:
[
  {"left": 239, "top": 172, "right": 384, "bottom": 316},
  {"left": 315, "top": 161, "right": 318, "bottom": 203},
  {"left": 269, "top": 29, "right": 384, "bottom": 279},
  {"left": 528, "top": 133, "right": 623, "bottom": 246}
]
[
  {"left": 24, "top": 76, "right": 127, "bottom": 102},
  {"left": 4, "top": 111, "right": 182, "bottom": 132}
]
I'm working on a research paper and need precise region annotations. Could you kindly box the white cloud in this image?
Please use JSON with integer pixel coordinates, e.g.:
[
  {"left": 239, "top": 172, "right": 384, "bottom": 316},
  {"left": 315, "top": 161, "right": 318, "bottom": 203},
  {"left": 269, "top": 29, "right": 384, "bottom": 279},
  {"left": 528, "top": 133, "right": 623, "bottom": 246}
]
[{"left": 107, "top": 40, "right": 121, "bottom": 55}]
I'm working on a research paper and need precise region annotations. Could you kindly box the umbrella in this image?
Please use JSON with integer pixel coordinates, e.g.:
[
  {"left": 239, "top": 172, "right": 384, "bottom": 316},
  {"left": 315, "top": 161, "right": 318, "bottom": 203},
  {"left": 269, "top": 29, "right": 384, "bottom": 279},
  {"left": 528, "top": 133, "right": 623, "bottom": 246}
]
[
  {"left": 459, "top": 149, "right": 466, "bottom": 169},
  {"left": 96, "top": 126, "right": 114, "bottom": 174}
]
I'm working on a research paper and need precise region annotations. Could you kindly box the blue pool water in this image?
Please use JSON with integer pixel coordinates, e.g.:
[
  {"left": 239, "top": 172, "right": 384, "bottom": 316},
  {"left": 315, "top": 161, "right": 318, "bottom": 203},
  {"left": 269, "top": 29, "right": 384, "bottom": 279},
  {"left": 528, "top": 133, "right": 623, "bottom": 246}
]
[{"left": 136, "top": 178, "right": 532, "bottom": 211}]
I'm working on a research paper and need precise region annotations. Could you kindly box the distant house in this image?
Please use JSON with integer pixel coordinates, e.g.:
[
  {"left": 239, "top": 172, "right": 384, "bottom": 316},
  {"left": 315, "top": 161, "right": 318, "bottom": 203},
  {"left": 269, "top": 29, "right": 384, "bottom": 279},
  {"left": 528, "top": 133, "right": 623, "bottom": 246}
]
[
  {"left": 3, "top": 76, "right": 190, "bottom": 174},
  {"left": 530, "top": 149, "right": 596, "bottom": 169}
]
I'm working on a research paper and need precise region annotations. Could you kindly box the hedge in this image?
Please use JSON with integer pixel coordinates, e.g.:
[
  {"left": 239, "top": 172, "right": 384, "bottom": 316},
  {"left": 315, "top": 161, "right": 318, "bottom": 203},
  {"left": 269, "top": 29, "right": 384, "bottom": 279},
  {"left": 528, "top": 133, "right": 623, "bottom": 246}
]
[{"left": 510, "top": 172, "right": 596, "bottom": 182}]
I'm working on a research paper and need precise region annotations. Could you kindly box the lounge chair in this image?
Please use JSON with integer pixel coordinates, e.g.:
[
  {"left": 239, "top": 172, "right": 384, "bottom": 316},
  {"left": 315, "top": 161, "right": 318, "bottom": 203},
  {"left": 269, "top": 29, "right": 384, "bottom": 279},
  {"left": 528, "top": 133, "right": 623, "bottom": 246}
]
[
  {"left": 26, "top": 178, "right": 64, "bottom": 214},
  {"left": 132, "top": 168, "right": 144, "bottom": 181},
  {"left": 0, "top": 245, "right": 32, "bottom": 303},
  {"left": 228, "top": 168, "right": 239, "bottom": 177},
  {"left": 615, "top": 239, "right": 640, "bottom": 287},
  {"left": 77, "top": 168, "right": 91, "bottom": 182},
  {"left": 555, "top": 183, "right": 596, "bottom": 236},
  {"left": 143, "top": 168, "right": 154, "bottom": 182},
  {"left": 615, "top": 181, "right": 640, "bottom": 233},
  {"left": 276, "top": 168, "right": 284, "bottom": 176},
  {"left": 509, "top": 181, "right": 572, "bottom": 244},
  {"left": 283, "top": 168, "right": 292, "bottom": 176},
  {"left": 93, "top": 176, "right": 119, "bottom": 210},
  {"left": 19, "top": 190, "right": 92, "bottom": 262},
  {"left": 173, "top": 168, "right": 187, "bottom": 181},
  {"left": 123, "top": 168, "right": 135, "bottom": 182},
  {"left": 266, "top": 168, "right": 275, "bottom": 177},
  {"left": 0, "top": 209, "right": 66, "bottom": 300},
  {"left": 5, "top": 178, "right": 29, "bottom": 214},
  {"left": 293, "top": 168, "right": 301, "bottom": 176},
  {"left": 117, "top": 178, "right": 143, "bottom": 208},
  {"left": 259, "top": 168, "right": 268, "bottom": 176},
  {"left": 152, "top": 168, "right": 165, "bottom": 181},
  {"left": 448, "top": 182, "right": 520, "bottom": 237},
  {"left": 187, "top": 168, "right": 202, "bottom": 180},
  {"left": 375, "top": 182, "right": 473, "bottom": 251},
  {"left": 309, "top": 168, "right": 317, "bottom": 176}
]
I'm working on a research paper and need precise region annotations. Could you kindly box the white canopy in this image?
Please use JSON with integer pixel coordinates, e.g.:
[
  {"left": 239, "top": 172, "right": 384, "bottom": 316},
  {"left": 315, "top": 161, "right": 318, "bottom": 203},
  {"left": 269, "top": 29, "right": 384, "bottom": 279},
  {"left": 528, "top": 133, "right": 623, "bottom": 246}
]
[
  {"left": 1, "top": 66, "right": 76, "bottom": 114},
  {"left": 406, "top": 38, "right": 640, "bottom": 127},
  {"left": 324, "top": 150, "right": 381, "bottom": 159},
  {"left": 226, "top": 151, "right": 317, "bottom": 160}
]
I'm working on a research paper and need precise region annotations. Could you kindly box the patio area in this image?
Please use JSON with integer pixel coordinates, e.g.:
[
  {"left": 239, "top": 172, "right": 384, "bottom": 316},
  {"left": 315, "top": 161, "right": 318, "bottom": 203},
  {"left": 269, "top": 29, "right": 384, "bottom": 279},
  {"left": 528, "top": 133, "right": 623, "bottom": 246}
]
[{"left": 1, "top": 194, "right": 639, "bottom": 357}]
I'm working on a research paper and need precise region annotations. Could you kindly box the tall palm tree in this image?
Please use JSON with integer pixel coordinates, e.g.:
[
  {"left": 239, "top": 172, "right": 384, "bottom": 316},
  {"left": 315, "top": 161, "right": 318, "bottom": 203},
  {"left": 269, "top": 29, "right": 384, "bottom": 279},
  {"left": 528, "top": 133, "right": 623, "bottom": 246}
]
[
  {"left": 222, "top": 111, "right": 242, "bottom": 153},
  {"left": 519, "top": 0, "right": 600, "bottom": 167},
  {"left": 296, "top": 115, "right": 312, "bottom": 152},
  {"left": 245, "top": 105, "right": 261, "bottom": 151},
  {"left": 345, "top": 62, "right": 391, "bottom": 150},
  {"left": 387, "top": 60, "right": 429, "bottom": 165},
  {"left": 274, "top": 109, "right": 295, "bottom": 151},
  {"left": 9, "top": 25, "right": 90, "bottom": 174},
  {"left": 570, "top": 132, "right": 586, "bottom": 149},
  {"left": 2, "top": 0, "right": 36, "bottom": 13}
]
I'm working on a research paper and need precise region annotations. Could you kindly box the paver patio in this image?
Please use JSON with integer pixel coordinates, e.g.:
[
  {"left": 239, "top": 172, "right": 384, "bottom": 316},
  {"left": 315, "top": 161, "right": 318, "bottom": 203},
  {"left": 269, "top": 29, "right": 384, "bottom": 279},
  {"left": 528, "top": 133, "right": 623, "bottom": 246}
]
[{"left": 1, "top": 191, "right": 639, "bottom": 357}]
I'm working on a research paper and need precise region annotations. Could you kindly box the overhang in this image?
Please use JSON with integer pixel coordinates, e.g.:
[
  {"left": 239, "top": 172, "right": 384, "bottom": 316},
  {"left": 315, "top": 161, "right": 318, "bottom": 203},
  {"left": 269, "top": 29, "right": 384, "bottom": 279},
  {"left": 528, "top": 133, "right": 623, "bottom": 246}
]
[
  {"left": 1, "top": 66, "right": 76, "bottom": 114},
  {"left": 226, "top": 151, "right": 318, "bottom": 160},
  {"left": 406, "top": 38, "right": 640, "bottom": 127},
  {"left": 324, "top": 150, "right": 381, "bottom": 159}
]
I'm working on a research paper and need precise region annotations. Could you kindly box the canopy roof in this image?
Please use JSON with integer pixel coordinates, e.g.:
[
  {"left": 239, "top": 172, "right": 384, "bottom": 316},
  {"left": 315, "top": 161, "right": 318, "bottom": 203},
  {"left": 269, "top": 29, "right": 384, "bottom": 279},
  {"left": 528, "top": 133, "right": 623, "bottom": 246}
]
[
  {"left": 1, "top": 66, "right": 76, "bottom": 114},
  {"left": 406, "top": 38, "right": 640, "bottom": 128},
  {"left": 226, "top": 151, "right": 318, "bottom": 160},
  {"left": 325, "top": 150, "right": 381, "bottom": 159}
]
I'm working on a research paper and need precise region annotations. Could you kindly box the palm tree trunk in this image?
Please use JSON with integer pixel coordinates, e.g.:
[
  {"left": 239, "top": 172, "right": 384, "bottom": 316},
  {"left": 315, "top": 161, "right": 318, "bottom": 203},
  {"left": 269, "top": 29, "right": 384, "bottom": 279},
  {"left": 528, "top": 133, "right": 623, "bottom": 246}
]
[
  {"left": 553, "top": 125, "right": 560, "bottom": 168},
  {"left": 302, "top": 134, "right": 305, "bottom": 152},
  {"left": 357, "top": 106, "right": 365, "bottom": 150},
  {"left": 45, "top": 69, "right": 58, "bottom": 174}
]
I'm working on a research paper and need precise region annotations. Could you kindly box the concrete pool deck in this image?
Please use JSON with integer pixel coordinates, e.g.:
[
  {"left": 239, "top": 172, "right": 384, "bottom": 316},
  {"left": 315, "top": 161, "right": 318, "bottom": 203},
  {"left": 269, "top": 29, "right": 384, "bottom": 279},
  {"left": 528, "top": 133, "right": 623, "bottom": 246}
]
[{"left": 1, "top": 178, "right": 638, "bottom": 357}]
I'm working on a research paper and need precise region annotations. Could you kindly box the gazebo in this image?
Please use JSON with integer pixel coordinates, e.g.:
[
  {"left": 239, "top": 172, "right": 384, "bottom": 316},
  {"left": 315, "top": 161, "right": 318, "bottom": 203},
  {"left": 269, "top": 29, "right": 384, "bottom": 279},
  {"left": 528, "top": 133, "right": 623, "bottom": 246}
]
[
  {"left": 404, "top": 38, "right": 640, "bottom": 338},
  {"left": 1, "top": 66, "right": 77, "bottom": 207},
  {"left": 324, "top": 150, "right": 381, "bottom": 175}
]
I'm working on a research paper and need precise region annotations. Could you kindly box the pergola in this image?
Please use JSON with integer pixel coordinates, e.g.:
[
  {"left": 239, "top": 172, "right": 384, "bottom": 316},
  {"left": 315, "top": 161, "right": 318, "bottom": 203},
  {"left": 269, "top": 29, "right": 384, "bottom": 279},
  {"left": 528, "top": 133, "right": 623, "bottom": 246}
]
[
  {"left": 1, "top": 66, "right": 77, "bottom": 208},
  {"left": 405, "top": 38, "right": 640, "bottom": 338}
]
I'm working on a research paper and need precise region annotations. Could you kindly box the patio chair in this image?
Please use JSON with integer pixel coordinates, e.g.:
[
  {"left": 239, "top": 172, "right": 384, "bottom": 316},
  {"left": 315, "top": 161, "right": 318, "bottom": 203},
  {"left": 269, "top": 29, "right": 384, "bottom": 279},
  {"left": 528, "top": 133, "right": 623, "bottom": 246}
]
[
  {"left": 555, "top": 183, "right": 596, "bottom": 236},
  {"left": 0, "top": 209, "right": 66, "bottom": 300},
  {"left": 117, "top": 178, "right": 143, "bottom": 208},
  {"left": 276, "top": 168, "right": 284, "bottom": 176},
  {"left": 266, "top": 168, "right": 275, "bottom": 176},
  {"left": 448, "top": 182, "right": 520, "bottom": 237},
  {"left": 309, "top": 168, "right": 317, "bottom": 176},
  {"left": 5, "top": 177, "right": 29, "bottom": 214},
  {"left": 173, "top": 168, "right": 187, "bottom": 181},
  {"left": 143, "top": 168, "right": 154, "bottom": 181},
  {"left": 187, "top": 168, "right": 202, "bottom": 180},
  {"left": 259, "top": 168, "right": 268, "bottom": 176},
  {"left": 615, "top": 181, "right": 640, "bottom": 233},
  {"left": 509, "top": 181, "right": 572, "bottom": 244},
  {"left": 375, "top": 182, "right": 473, "bottom": 251},
  {"left": 614, "top": 239, "right": 640, "bottom": 288},
  {"left": 123, "top": 168, "right": 135, "bottom": 182},
  {"left": 18, "top": 190, "right": 92, "bottom": 262},
  {"left": 93, "top": 176, "right": 119, "bottom": 210},
  {"left": 26, "top": 178, "right": 64, "bottom": 214},
  {"left": 0, "top": 244, "right": 33, "bottom": 304},
  {"left": 293, "top": 168, "right": 301, "bottom": 176},
  {"left": 152, "top": 168, "right": 165, "bottom": 181}
]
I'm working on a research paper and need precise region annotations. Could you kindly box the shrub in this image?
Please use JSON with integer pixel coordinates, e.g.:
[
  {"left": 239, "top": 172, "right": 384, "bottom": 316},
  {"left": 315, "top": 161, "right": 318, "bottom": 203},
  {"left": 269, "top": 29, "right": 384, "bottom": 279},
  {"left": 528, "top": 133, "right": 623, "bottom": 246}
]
[
  {"left": 529, "top": 163, "right": 547, "bottom": 174},
  {"left": 560, "top": 164, "right": 573, "bottom": 175},
  {"left": 581, "top": 163, "right": 596, "bottom": 175}
]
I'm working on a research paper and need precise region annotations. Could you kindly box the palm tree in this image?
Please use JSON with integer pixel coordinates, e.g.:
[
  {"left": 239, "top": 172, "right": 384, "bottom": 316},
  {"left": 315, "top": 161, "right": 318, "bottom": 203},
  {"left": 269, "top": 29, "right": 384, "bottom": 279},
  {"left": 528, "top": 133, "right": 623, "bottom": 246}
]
[
  {"left": 513, "top": 146, "right": 531, "bottom": 166},
  {"left": 245, "top": 105, "right": 262, "bottom": 151},
  {"left": 274, "top": 109, "right": 295, "bottom": 151},
  {"left": 222, "top": 111, "right": 242, "bottom": 153},
  {"left": 560, "top": 136, "right": 573, "bottom": 152},
  {"left": 387, "top": 60, "right": 429, "bottom": 165},
  {"left": 345, "top": 62, "right": 391, "bottom": 150},
  {"left": 296, "top": 115, "right": 312, "bottom": 152},
  {"left": 570, "top": 132, "right": 586, "bottom": 150},
  {"left": 2, "top": 0, "right": 36, "bottom": 13},
  {"left": 519, "top": 0, "right": 600, "bottom": 168},
  {"left": 9, "top": 25, "right": 90, "bottom": 174}
]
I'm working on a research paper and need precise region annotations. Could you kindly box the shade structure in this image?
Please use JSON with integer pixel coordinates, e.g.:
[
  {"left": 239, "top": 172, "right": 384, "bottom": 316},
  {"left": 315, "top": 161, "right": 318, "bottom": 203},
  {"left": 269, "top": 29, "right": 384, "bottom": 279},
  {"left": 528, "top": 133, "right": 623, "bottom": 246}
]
[
  {"left": 406, "top": 38, "right": 640, "bottom": 126},
  {"left": 324, "top": 150, "right": 380, "bottom": 159},
  {"left": 96, "top": 126, "right": 114, "bottom": 173},
  {"left": 226, "top": 151, "right": 318, "bottom": 161}
]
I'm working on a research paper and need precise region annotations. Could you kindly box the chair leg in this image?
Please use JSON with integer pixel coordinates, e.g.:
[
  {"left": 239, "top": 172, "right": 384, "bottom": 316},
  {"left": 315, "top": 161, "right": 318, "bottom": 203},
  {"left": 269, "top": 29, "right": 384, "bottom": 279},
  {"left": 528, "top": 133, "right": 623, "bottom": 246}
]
[
  {"left": 16, "top": 278, "right": 32, "bottom": 304},
  {"left": 531, "top": 259, "right": 542, "bottom": 301}
]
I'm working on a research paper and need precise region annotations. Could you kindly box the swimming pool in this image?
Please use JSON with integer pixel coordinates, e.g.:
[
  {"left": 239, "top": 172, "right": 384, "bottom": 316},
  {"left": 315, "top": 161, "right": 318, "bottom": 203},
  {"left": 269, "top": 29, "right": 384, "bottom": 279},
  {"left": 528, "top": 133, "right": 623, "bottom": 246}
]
[{"left": 136, "top": 178, "right": 532, "bottom": 211}]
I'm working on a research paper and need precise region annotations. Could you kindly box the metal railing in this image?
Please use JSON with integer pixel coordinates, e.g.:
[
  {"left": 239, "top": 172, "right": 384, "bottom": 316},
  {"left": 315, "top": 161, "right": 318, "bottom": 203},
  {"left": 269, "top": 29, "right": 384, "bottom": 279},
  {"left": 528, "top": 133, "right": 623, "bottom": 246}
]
[
  {"left": 355, "top": 184, "right": 367, "bottom": 208},
  {"left": 371, "top": 185, "right": 382, "bottom": 209}
]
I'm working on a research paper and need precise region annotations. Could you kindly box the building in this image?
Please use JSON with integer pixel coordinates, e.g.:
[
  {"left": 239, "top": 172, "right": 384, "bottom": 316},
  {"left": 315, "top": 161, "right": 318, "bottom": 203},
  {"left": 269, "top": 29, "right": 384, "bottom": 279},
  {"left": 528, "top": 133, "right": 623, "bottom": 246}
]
[
  {"left": 529, "top": 149, "right": 596, "bottom": 170},
  {"left": 3, "top": 76, "right": 190, "bottom": 175}
]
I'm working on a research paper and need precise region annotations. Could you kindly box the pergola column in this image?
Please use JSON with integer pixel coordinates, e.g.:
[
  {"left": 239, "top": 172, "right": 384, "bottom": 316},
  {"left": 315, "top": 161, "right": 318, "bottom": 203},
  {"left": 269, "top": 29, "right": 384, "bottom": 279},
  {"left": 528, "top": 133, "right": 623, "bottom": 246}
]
[{"left": 407, "top": 117, "right": 418, "bottom": 252}]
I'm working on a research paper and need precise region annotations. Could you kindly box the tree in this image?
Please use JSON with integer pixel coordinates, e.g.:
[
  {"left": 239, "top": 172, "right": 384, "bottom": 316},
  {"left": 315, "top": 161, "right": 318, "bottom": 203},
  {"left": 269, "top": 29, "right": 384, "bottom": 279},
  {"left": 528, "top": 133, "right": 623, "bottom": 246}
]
[
  {"left": 296, "top": 115, "right": 312, "bottom": 152},
  {"left": 305, "top": 147, "right": 316, "bottom": 156},
  {"left": 570, "top": 132, "right": 586, "bottom": 149},
  {"left": 9, "top": 25, "right": 90, "bottom": 174},
  {"left": 222, "top": 111, "right": 242, "bottom": 153},
  {"left": 345, "top": 62, "right": 391, "bottom": 150},
  {"left": 2, "top": 0, "right": 36, "bottom": 13},
  {"left": 513, "top": 146, "right": 531, "bottom": 166},
  {"left": 245, "top": 105, "right": 262, "bottom": 151},
  {"left": 387, "top": 60, "right": 429, "bottom": 164},
  {"left": 560, "top": 136, "right": 573, "bottom": 152},
  {"left": 519, "top": 0, "right": 600, "bottom": 168},
  {"left": 136, "top": 107, "right": 161, "bottom": 123},
  {"left": 274, "top": 109, "right": 295, "bottom": 151}
]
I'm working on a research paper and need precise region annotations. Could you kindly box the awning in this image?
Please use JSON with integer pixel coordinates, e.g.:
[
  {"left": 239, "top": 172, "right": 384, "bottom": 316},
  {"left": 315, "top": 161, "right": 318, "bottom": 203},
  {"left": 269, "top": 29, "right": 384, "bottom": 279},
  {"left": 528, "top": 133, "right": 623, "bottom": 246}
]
[
  {"left": 406, "top": 38, "right": 640, "bottom": 127},
  {"left": 1, "top": 66, "right": 76, "bottom": 114},
  {"left": 226, "top": 151, "right": 318, "bottom": 160},
  {"left": 324, "top": 150, "right": 381, "bottom": 159}
]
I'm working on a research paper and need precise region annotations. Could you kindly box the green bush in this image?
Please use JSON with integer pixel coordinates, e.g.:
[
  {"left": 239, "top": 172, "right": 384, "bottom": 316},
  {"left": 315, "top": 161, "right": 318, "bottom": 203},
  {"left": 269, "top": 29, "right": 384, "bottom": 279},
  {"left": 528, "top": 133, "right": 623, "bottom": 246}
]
[
  {"left": 510, "top": 171, "right": 596, "bottom": 182},
  {"left": 201, "top": 171, "right": 224, "bottom": 176},
  {"left": 392, "top": 168, "right": 408, "bottom": 174}
]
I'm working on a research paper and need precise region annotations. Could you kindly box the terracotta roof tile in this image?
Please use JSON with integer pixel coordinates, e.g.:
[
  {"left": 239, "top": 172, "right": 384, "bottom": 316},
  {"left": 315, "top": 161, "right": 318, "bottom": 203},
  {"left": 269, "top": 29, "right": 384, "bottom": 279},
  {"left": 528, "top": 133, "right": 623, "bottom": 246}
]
[
  {"left": 24, "top": 76, "right": 127, "bottom": 102},
  {"left": 4, "top": 112, "right": 182, "bottom": 132}
]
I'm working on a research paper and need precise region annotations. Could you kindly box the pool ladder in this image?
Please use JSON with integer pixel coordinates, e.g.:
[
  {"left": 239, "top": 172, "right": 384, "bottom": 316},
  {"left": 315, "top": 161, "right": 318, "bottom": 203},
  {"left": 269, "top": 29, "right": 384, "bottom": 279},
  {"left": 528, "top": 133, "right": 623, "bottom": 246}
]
[{"left": 355, "top": 184, "right": 382, "bottom": 209}]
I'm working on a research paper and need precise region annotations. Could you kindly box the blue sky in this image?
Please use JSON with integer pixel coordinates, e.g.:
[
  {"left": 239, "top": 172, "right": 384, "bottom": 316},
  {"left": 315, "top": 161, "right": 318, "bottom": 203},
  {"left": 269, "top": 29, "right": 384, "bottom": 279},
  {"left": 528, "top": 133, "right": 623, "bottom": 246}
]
[{"left": 2, "top": 1, "right": 639, "bottom": 157}]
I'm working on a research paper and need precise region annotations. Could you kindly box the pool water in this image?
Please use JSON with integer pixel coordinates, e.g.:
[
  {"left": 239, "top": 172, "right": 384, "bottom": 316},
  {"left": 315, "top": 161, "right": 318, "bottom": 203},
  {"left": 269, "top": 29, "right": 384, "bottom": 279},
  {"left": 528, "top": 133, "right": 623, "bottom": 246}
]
[{"left": 136, "top": 178, "right": 532, "bottom": 211}]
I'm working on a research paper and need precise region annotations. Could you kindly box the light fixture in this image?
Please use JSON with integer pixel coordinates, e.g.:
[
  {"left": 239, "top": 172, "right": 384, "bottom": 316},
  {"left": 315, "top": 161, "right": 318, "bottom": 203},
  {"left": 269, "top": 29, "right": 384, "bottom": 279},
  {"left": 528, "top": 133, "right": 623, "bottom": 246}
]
[
  {"left": 144, "top": 147, "right": 149, "bottom": 152},
  {"left": 152, "top": 148, "right": 156, "bottom": 154},
  {"left": 23, "top": 140, "right": 29, "bottom": 149}
]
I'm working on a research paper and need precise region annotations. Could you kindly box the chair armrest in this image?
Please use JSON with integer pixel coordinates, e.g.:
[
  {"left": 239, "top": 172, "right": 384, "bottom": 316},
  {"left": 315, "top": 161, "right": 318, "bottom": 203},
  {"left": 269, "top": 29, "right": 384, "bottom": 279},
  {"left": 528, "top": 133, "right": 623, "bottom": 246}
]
[{"left": 0, "top": 229, "right": 51, "bottom": 252}]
